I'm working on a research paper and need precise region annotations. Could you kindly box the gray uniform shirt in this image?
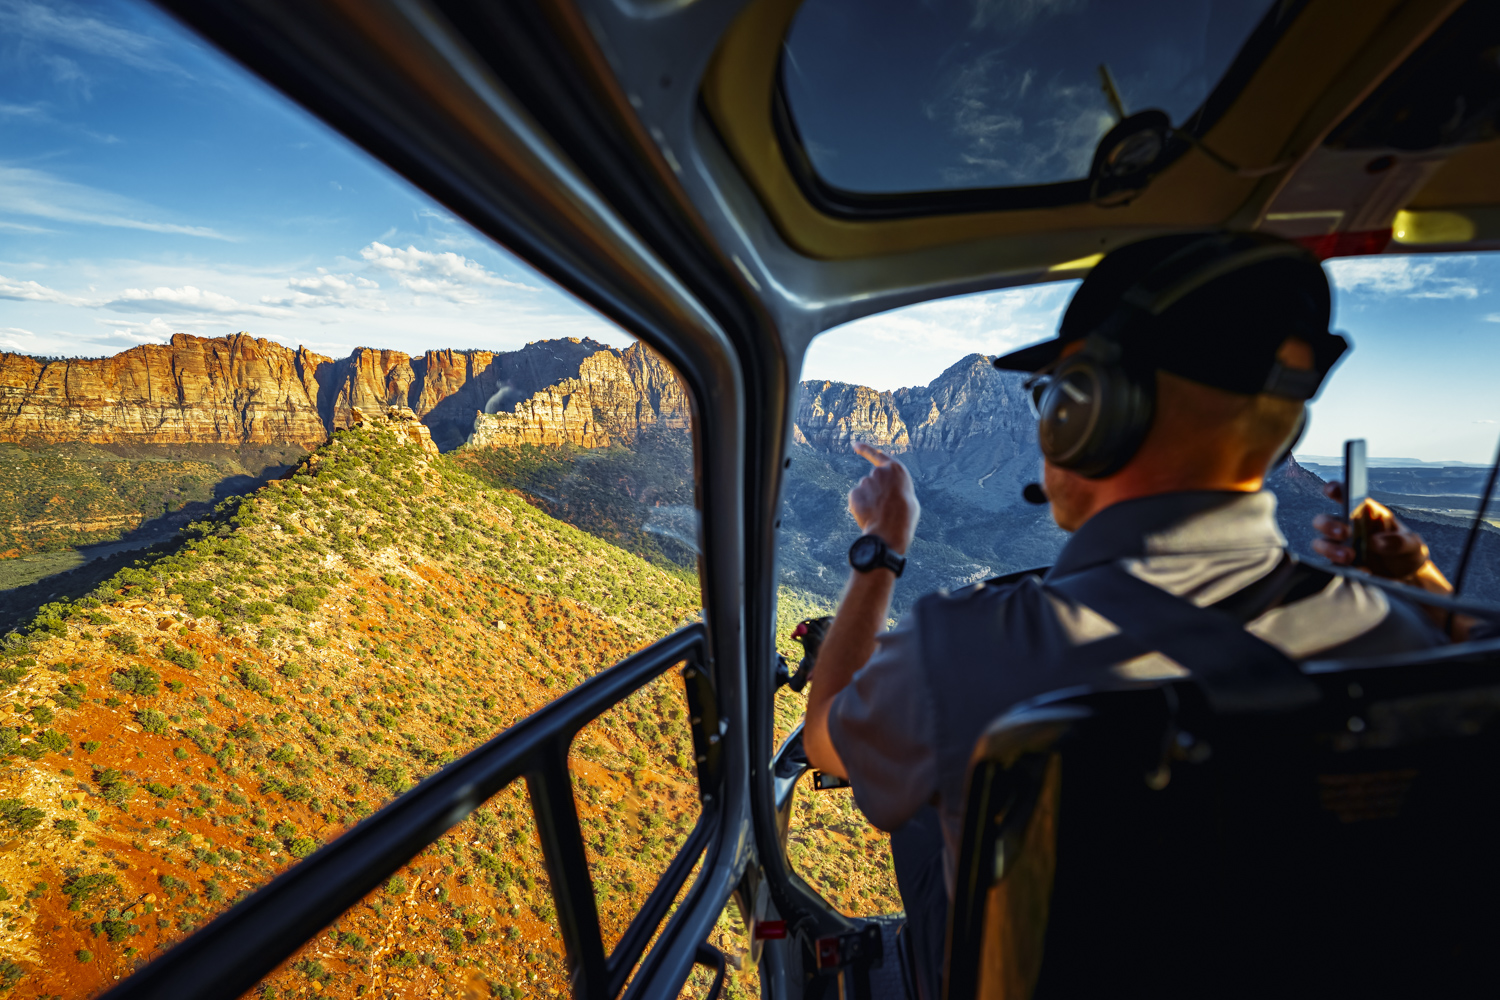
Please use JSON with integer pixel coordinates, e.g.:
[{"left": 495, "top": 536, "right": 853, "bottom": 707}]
[{"left": 826, "top": 490, "right": 1443, "bottom": 891}]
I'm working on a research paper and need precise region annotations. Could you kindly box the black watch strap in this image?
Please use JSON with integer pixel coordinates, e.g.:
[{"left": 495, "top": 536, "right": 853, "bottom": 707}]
[{"left": 849, "top": 534, "right": 906, "bottom": 578}]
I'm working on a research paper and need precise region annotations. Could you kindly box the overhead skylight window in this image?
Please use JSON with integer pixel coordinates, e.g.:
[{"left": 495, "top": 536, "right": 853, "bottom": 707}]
[{"left": 780, "top": 0, "right": 1280, "bottom": 197}]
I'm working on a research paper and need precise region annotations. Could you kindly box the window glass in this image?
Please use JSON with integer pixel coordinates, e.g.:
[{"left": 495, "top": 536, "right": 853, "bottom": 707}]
[
  {"left": 777, "top": 254, "right": 1500, "bottom": 918},
  {"left": 570, "top": 668, "right": 702, "bottom": 955},
  {"left": 0, "top": 1, "right": 703, "bottom": 995},
  {"left": 782, "top": 0, "right": 1274, "bottom": 193},
  {"left": 254, "top": 783, "right": 563, "bottom": 999}
]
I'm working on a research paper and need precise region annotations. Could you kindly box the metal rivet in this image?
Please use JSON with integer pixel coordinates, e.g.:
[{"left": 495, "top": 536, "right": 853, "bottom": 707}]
[
  {"left": 1347, "top": 717, "right": 1366, "bottom": 733},
  {"left": 708, "top": 734, "right": 720, "bottom": 745}
]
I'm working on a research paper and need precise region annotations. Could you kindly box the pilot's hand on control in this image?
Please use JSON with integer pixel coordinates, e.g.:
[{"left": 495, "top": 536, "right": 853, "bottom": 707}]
[
  {"left": 1312, "top": 481, "right": 1446, "bottom": 586},
  {"left": 849, "top": 442, "right": 919, "bottom": 555}
]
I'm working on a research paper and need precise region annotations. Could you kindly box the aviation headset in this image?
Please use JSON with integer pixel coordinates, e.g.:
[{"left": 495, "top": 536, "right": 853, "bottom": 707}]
[{"left": 1024, "top": 233, "right": 1347, "bottom": 479}]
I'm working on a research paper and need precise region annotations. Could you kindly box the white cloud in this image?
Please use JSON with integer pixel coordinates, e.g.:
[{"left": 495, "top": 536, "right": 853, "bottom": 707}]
[
  {"left": 804, "top": 282, "right": 1074, "bottom": 390},
  {"left": 1476, "top": 419, "right": 1498, "bottom": 425},
  {"left": 1326, "top": 256, "right": 1482, "bottom": 300},
  {"left": 359, "top": 241, "right": 539, "bottom": 303},
  {"left": 264, "top": 269, "right": 384, "bottom": 309},
  {"left": 0, "top": 165, "right": 229, "bottom": 239},
  {"left": 105, "top": 285, "right": 283, "bottom": 318},
  {"left": 1485, "top": 313, "right": 1500, "bottom": 323},
  {"left": 0, "top": 272, "right": 92, "bottom": 305}
]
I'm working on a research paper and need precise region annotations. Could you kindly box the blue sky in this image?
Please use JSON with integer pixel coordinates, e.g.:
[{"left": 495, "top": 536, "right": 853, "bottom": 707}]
[{"left": 3, "top": 0, "right": 1499, "bottom": 464}]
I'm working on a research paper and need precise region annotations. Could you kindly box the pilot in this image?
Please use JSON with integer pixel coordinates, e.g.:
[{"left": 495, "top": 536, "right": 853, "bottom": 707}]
[{"left": 799, "top": 232, "right": 1459, "bottom": 1000}]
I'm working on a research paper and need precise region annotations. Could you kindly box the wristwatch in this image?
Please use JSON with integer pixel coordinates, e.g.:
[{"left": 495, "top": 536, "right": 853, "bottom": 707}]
[{"left": 848, "top": 534, "right": 906, "bottom": 577}]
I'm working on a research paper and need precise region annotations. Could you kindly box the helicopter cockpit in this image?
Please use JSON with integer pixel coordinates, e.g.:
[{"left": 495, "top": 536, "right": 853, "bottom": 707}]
[{"left": 2, "top": 0, "right": 1499, "bottom": 998}]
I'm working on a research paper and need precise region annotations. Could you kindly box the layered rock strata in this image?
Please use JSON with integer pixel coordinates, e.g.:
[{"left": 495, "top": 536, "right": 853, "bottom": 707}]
[
  {"left": 468, "top": 343, "right": 690, "bottom": 449},
  {"left": 0, "top": 334, "right": 625, "bottom": 453},
  {"left": 0, "top": 333, "right": 331, "bottom": 448}
]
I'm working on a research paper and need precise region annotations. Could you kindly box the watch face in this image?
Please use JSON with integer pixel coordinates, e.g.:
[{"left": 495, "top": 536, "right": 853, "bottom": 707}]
[{"left": 850, "top": 535, "right": 880, "bottom": 567}]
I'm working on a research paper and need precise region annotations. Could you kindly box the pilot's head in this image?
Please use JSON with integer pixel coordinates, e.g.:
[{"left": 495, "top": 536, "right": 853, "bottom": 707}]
[{"left": 994, "top": 232, "right": 1349, "bottom": 532}]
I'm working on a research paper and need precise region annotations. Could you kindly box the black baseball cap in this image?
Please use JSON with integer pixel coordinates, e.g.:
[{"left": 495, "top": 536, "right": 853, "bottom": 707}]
[{"left": 993, "top": 232, "right": 1348, "bottom": 399}]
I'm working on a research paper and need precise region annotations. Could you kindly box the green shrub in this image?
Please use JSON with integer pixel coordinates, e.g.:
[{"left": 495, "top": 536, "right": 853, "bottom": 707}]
[
  {"left": 54, "top": 818, "right": 79, "bottom": 839},
  {"left": 239, "top": 669, "right": 272, "bottom": 696},
  {"left": 385, "top": 875, "right": 407, "bottom": 896},
  {"left": 52, "top": 682, "right": 86, "bottom": 709},
  {"left": 287, "top": 836, "right": 317, "bottom": 858},
  {"left": 105, "top": 633, "right": 141, "bottom": 655},
  {"left": 0, "top": 800, "right": 44, "bottom": 832},
  {"left": 110, "top": 664, "right": 161, "bottom": 697},
  {"left": 62, "top": 872, "right": 116, "bottom": 910},
  {"left": 95, "top": 769, "right": 132, "bottom": 807},
  {"left": 372, "top": 765, "right": 408, "bottom": 794},
  {"left": 160, "top": 643, "right": 201, "bottom": 671},
  {"left": 138, "top": 709, "right": 168, "bottom": 735},
  {"left": 81, "top": 741, "right": 100, "bottom": 754},
  {"left": 76, "top": 949, "right": 93, "bottom": 963}
]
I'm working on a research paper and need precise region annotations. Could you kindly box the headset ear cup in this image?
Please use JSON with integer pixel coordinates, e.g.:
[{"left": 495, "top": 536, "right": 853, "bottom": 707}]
[
  {"left": 1036, "top": 355, "right": 1155, "bottom": 478},
  {"left": 1083, "top": 364, "right": 1155, "bottom": 478}
]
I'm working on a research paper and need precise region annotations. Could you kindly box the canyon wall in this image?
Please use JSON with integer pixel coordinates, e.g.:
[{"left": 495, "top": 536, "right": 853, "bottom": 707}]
[
  {"left": 0, "top": 333, "right": 332, "bottom": 448},
  {"left": 467, "top": 342, "right": 691, "bottom": 449},
  {"left": 0, "top": 333, "right": 631, "bottom": 452}
]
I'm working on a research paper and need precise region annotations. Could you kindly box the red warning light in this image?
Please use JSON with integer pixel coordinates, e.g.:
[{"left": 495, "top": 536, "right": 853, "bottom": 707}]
[{"left": 754, "top": 920, "right": 787, "bottom": 940}]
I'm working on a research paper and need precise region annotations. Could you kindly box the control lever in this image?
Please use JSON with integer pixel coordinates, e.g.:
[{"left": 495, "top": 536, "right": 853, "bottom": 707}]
[{"left": 783, "top": 616, "right": 833, "bottom": 693}]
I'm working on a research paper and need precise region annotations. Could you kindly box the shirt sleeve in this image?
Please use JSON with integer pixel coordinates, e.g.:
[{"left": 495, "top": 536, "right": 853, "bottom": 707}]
[{"left": 826, "top": 613, "right": 940, "bottom": 833}]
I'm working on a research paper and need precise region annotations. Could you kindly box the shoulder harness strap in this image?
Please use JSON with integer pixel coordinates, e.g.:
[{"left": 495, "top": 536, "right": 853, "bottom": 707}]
[{"left": 1048, "top": 561, "right": 1321, "bottom": 713}]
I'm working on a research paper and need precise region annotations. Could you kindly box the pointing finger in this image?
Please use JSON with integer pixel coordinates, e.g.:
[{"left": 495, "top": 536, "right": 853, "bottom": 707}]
[{"left": 853, "top": 442, "right": 891, "bottom": 467}]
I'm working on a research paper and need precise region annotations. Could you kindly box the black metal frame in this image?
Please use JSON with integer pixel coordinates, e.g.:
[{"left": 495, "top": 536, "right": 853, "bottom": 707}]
[{"left": 102, "top": 625, "right": 720, "bottom": 1000}]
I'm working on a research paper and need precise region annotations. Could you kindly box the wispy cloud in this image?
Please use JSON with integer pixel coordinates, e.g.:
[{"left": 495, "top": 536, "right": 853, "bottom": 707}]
[
  {"left": 969, "top": 0, "right": 1084, "bottom": 31},
  {"left": 925, "top": 52, "right": 1113, "bottom": 187},
  {"left": 1326, "top": 256, "right": 1482, "bottom": 300},
  {"left": 0, "top": 0, "right": 164, "bottom": 71},
  {"left": 104, "top": 285, "right": 283, "bottom": 318},
  {"left": 0, "top": 165, "right": 230, "bottom": 239},
  {"left": 0, "top": 272, "right": 92, "bottom": 305},
  {"left": 1484, "top": 313, "right": 1500, "bottom": 323},
  {"left": 359, "top": 242, "right": 539, "bottom": 303},
  {"left": 0, "top": 100, "right": 118, "bottom": 142}
]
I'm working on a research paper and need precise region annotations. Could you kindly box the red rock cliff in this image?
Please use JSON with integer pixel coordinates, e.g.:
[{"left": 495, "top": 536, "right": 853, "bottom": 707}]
[
  {"left": 0, "top": 333, "right": 333, "bottom": 448},
  {"left": 467, "top": 342, "right": 690, "bottom": 449},
  {"left": 0, "top": 333, "right": 623, "bottom": 452}
]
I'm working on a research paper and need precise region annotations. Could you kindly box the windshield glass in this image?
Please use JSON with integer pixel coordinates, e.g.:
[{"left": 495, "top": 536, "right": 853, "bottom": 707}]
[{"left": 781, "top": 0, "right": 1275, "bottom": 193}]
